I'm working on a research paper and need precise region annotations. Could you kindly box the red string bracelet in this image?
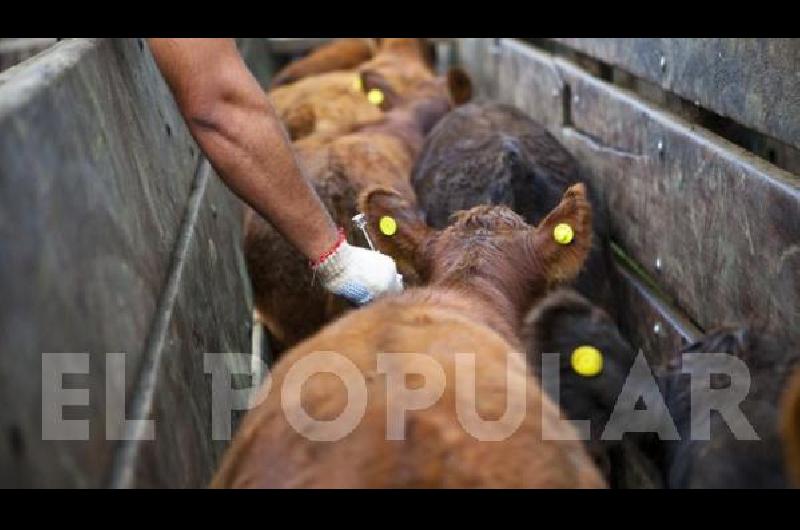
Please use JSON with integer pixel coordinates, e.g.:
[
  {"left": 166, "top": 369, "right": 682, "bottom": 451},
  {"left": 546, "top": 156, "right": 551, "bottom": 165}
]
[{"left": 310, "top": 227, "right": 347, "bottom": 269}]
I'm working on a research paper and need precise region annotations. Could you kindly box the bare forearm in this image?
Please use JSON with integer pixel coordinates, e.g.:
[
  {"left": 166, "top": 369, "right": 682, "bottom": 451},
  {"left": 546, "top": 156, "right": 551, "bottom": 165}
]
[
  {"left": 148, "top": 38, "right": 338, "bottom": 260},
  {"left": 190, "top": 90, "right": 338, "bottom": 259}
]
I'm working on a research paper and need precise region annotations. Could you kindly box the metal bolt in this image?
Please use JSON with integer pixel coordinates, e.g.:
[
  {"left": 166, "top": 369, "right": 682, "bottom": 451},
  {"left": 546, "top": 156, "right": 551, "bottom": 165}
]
[
  {"left": 659, "top": 55, "right": 667, "bottom": 72},
  {"left": 655, "top": 257, "right": 662, "bottom": 271},
  {"left": 552, "top": 88, "right": 560, "bottom": 98},
  {"left": 573, "top": 94, "right": 580, "bottom": 104},
  {"left": 653, "top": 322, "right": 662, "bottom": 335}
]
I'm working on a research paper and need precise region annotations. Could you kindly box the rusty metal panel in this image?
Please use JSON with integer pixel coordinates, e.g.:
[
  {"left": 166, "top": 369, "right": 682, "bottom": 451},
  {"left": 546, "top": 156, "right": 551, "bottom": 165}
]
[{"left": 552, "top": 38, "right": 800, "bottom": 153}]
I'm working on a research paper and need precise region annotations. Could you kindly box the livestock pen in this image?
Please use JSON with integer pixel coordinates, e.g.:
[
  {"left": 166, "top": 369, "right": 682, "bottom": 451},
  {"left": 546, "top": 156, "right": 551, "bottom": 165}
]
[{"left": 0, "top": 38, "right": 798, "bottom": 488}]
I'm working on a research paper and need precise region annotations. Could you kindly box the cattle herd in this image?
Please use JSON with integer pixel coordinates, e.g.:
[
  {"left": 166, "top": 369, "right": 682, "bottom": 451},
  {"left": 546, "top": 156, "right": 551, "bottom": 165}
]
[{"left": 212, "top": 39, "right": 800, "bottom": 488}]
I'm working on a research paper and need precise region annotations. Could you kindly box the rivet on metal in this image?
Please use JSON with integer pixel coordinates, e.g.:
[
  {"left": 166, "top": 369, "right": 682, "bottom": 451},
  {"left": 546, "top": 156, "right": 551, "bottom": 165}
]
[
  {"left": 659, "top": 55, "right": 667, "bottom": 72},
  {"left": 653, "top": 322, "right": 662, "bottom": 335},
  {"left": 655, "top": 257, "right": 662, "bottom": 271},
  {"left": 573, "top": 94, "right": 580, "bottom": 104}
]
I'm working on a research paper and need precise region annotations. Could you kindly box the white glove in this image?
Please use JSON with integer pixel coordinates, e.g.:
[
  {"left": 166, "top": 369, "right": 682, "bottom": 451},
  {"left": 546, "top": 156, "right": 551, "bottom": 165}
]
[{"left": 313, "top": 241, "right": 404, "bottom": 305}]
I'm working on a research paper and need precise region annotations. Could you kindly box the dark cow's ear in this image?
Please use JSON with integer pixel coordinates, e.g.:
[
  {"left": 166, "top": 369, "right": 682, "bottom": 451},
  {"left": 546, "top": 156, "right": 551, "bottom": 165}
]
[
  {"left": 781, "top": 367, "right": 800, "bottom": 488},
  {"left": 522, "top": 289, "right": 597, "bottom": 362},
  {"left": 446, "top": 67, "right": 473, "bottom": 105},
  {"left": 527, "top": 183, "right": 593, "bottom": 285},
  {"left": 358, "top": 69, "right": 401, "bottom": 111},
  {"left": 358, "top": 186, "right": 434, "bottom": 276}
]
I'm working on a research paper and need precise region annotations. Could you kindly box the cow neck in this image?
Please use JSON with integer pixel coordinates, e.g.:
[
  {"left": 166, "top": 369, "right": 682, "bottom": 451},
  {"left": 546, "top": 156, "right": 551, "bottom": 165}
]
[
  {"left": 426, "top": 274, "right": 542, "bottom": 350},
  {"left": 366, "top": 95, "right": 451, "bottom": 158}
]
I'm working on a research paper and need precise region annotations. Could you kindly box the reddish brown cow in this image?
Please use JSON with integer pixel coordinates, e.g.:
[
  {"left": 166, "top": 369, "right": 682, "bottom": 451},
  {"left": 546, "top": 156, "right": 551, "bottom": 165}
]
[
  {"left": 270, "top": 38, "right": 379, "bottom": 88},
  {"left": 212, "top": 184, "right": 606, "bottom": 488},
  {"left": 246, "top": 70, "right": 472, "bottom": 351},
  {"left": 268, "top": 38, "right": 438, "bottom": 141},
  {"left": 782, "top": 367, "right": 800, "bottom": 487}
]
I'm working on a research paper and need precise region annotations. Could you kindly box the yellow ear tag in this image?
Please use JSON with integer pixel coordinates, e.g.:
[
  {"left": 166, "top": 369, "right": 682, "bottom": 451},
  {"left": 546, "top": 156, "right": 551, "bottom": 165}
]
[
  {"left": 367, "top": 88, "right": 385, "bottom": 106},
  {"left": 553, "top": 222, "right": 574, "bottom": 245},
  {"left": 571, "top": 345, "right": 603, "bottom": 377},
  {"left": 379, "top": 215, "right": 397, "bottom": 236},
  {"left": 352, "top": 75, "right": 363, "bottom": 92}
]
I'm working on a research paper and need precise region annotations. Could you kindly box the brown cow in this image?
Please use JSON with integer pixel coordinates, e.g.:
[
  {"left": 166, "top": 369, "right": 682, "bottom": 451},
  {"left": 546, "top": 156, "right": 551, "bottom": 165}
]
[
  {"left": 270, "top": 38, "right": 379, "bottom": 89},
  {"left": 410, "top": 101, "right": 620, "bottom": 320},
  {"left": 212, "top": 184, "right": 606, "bottom": 488},
  {"left": 268, "top": 39, "right": 438, "bottom": 141},
  {"left": 246, "top": 69, "right": 472, "bottom": 352},
  {"left": 781, "top": 366, "right": 800, "bottom": 487},
  {"left": 270, "top": 38, "right": 437, "bottom": 90}
]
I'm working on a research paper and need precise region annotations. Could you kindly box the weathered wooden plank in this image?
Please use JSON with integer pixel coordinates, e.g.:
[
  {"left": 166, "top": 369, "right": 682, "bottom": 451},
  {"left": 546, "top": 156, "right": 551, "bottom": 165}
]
[
  {"left": 613, "top": 255, "right": 702, "bottom": 368},
  {"left": 558, "top": 57, "right": 800, "bottom": 350},
  {"left": 0, "top": 37, "right": 260, "bottom": 488},
  {"left": 266, "top": 38, "right": 333, "bottom": 54},
  {"left": 237, "top": 38, "right": 279, "bottom": 88},
  {"left": 458, "top": 38, "right": 800, "bottom": 352},
  {"left": 112, "top": 41, "right": 273, "bottom": 488},
  {"left": 0, "top": 38, "right": 202, "bottom": 488},
  {"left": 551, "top": 38, "right": 800, "bottom": 153},
  {"left": 130, "top": 172, "right": 252, "bottom": 488},
  {"left": 454, "top": 38, "right": 501, "bottom": 100},
  {"left": 0, "top": 38, "right": 57, "bottom": 72}
]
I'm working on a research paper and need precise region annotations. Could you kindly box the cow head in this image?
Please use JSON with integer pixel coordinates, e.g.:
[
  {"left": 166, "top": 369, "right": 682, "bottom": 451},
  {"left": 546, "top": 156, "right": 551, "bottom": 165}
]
[
  {"left": 356, "top": 65, "right": 472, "bottom": 113},
  {"left": 521, "top": 288, "right": 657, "bottom": 486},
  {"left": 359, "top": 183, "right": 593, "bottom": 329}
]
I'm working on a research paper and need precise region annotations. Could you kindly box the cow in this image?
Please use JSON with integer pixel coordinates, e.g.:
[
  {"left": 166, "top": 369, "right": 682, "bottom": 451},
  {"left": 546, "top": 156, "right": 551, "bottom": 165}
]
[
  {"left": 270, "top": 38, "right": 379, "bottom": 89},
  {"left": 268, "top": 39, "right": 438, "bottom": 141},
  {"left": 211, "top": 183, "right": 606, "bottom": 488},
  {"left": 410, "top": 101, "right": 619, "bottom": 320},
  {"left": 245, "top": 68, "right": 472, "bottom": 353},
  {"left": 658, "top": 326, "right": 799, "bottom": 488},
  {"left": 521, "top": 288, "right": 664, "bottom": 488},
  {"left": 781, "top": 366, "right": 800, "bottom": 487}
]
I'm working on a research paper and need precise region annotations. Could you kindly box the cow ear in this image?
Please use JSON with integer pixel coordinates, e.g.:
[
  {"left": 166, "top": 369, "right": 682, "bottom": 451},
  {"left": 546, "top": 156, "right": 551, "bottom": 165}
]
[
  {"left": 781, "top": 367, "right": 800, "bottom": 488},
  {"left": 522, "top": 288, "right": 633, "bottom": 373},
  {"left": 527, "top": 183, "right": 593, "bottom": 284},
  {"left": 358, "top": 69, "right": 401, "bottom": 111},
  {"left": 446, "top": 67, "right": 473, "bottom": 105},
  {"left": 281, "top": 102, "right": 315, "bottom": 141},
  {"left": 522, "top": 289, "right": 598, "bottom": 366},
  {"left": 521, "top": 288, "right": 636, "bottom": 447},
  {"left": 358, "top": 186, "right": 434, "bottom": 278}
]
